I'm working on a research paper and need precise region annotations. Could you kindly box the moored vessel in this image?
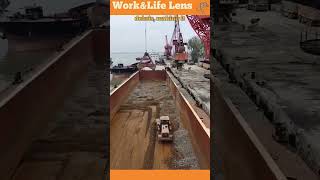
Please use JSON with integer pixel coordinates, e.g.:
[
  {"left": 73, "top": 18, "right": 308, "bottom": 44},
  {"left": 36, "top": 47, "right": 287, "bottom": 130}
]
[
  {"left": 0, "top": 3, "right": 101, "bottom": 52},
  {"left": 111, "top": 63, "right": 138, "bottom": 74}
]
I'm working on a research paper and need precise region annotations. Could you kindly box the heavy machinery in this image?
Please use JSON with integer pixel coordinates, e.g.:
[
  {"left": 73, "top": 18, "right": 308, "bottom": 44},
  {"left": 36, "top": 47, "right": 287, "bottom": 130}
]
[
  {"left": 171, "top": 17, "right": 188, "bottom": 70},
  {"left": 156, "top": 116, "right": 173, "bottom": 142},
  {"left": 136, "top": 23, "right": 156, "bottom": 70},
  {"left": 164, "top": 15, "right": 211, "bottom": 68}
]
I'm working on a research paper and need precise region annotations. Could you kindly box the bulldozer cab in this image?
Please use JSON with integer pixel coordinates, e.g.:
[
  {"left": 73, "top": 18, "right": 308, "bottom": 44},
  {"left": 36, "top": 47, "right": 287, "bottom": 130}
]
[
  {"left": 159, "top": 116, "right": 170, "bottom": 124},
  {"left": 156, "top": 116, "right": 173, "bottom": 142},
  {"left": 161, "top": 124, "right": 170, "bottom": 133}
]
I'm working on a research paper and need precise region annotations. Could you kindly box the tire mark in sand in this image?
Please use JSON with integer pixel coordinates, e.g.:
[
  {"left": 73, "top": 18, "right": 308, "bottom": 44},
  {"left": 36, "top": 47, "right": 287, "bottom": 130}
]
[{"left": 143, "top": 105, "right": 159, "bottom": 169}]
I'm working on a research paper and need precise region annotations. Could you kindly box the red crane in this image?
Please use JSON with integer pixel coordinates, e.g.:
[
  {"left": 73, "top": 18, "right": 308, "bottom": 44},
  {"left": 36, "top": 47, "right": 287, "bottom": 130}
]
[
  {"left": 171, "top": 17, "right": 188, "bottom": 63},
  {"left": 164, "top": 35, "right": 172, "bottom": 59},
  {"left": 164, "top": 15, "right": 210, "bottom": 65},
  {"left": 186, "top": 15, "right": 211, "bottom": 61}
]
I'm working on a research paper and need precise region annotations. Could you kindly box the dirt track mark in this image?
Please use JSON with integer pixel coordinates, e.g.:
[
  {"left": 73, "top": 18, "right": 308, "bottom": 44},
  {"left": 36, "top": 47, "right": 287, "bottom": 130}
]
[
  {"left": 145, "top": 107, "right": 153, "bottom": 137},
  {"left": 143, "top": 123, "right": 157, "bottom": 169}
]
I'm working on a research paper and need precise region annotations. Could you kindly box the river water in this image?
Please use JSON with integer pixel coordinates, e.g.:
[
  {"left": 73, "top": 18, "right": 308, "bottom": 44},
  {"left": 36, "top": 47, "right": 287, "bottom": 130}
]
[
  {"left": 111, "top": 51, "right": 163, "bottom": 66},
  {"left": 111, "top": 52, "right": 143, "bottom": 66},
  {"left": 0, "top": 0, "right": 93, "bottom": 92}
]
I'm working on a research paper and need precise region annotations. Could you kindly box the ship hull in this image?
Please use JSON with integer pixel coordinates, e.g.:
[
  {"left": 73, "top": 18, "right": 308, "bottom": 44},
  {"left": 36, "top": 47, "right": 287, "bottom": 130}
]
[
  {"left": 0, "top": 18, "right": 89, "bottom": 52},
  {"left": 111, "top": 67, "right": 138, "bottom": 74},
  {"left": 6, "top": 34, "right": 72, "bottom": 52}
]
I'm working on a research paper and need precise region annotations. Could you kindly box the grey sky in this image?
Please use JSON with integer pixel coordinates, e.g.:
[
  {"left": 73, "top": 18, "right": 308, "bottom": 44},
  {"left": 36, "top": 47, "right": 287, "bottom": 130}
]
[{"left": 111, "top": 15, "right": 198, "bottom": 53}]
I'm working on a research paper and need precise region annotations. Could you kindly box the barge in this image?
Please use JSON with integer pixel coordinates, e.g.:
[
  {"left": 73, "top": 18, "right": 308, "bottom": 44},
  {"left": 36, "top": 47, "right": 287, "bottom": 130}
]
[
  {"left": 0, "top": 2, "right": 107, "bottom": 52},
  {"left": 110, "top": 63, "right": 138, "bottom": 74}
]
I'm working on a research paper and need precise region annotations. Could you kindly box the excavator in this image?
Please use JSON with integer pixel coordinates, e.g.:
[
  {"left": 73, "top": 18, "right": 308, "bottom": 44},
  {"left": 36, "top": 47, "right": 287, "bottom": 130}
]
[
  {"left": 170, "top": 17, "right": 188, "bottom": 70},
  {"left": 136, "top": 22, "right": 156, "bottom": 70},
  {"left": 165, "top": 15, "right": 211, "bottom": 70}
]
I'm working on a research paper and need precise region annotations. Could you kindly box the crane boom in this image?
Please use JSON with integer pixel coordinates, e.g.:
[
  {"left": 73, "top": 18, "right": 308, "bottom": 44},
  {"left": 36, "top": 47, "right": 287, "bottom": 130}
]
[
  {"left": 186, "top": 15, "right": 211, "bottom": 60},
  {"left": 171, "top": 16, "right": 187, "bottom": 63},
  {"left": 164, "top": 15, "right": 210, "bottom": 65}
]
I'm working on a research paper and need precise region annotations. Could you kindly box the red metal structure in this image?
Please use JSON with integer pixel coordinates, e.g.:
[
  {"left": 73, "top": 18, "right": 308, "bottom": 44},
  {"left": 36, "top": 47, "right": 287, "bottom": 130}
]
[
  {"left": 186, "top": 15, "right": 211, "bottom": 61},
  {"left": 164, "top": 35, "right": 172, "bottom": 58},
  {"left": 171, "top": 17, "right": 188, "bottom": 63},
  {"left": 165, "top": 15, "right": 211, "bottom": 63}
]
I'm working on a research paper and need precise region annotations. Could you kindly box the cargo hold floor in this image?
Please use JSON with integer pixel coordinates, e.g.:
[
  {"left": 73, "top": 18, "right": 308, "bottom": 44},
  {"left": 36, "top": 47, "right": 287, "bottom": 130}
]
[{"left": 110, "top": 80, "right": 199, "bottom": 169}]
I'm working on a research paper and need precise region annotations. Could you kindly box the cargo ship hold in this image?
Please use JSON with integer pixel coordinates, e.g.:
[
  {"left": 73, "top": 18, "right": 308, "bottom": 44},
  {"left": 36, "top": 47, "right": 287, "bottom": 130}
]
[{"left": 110, "top": 69, "right": 210, "bottom": 169}]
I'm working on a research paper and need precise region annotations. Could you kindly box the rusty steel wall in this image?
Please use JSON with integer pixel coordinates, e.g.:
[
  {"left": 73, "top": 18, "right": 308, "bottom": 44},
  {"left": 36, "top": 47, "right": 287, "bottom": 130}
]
[
  {"left": 211, "top": 78, "right": 287, "bottom": 180},
  {"left": 110, "top": 71, "right": 139, "bottom": 120},
  {"left": 93, "top": 28, "right": 109, "bottom": 64},
  {"left": 0, "top": 29, "right": 108, "bottom": 180},
  {"left": 166, "top": 72, "right": 210, "bottom": 169}
]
